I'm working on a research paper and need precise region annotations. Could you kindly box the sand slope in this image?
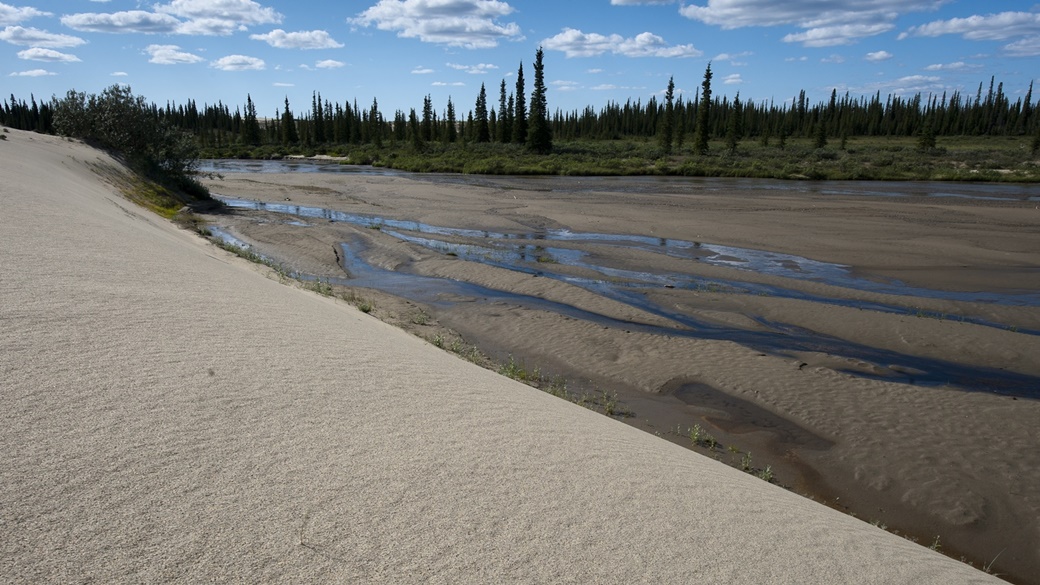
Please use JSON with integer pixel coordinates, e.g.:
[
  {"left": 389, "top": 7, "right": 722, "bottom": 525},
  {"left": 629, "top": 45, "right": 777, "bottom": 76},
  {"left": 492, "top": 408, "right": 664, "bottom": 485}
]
[{"left": 0, "top": 129, "right": 1001, "bottom": 583}]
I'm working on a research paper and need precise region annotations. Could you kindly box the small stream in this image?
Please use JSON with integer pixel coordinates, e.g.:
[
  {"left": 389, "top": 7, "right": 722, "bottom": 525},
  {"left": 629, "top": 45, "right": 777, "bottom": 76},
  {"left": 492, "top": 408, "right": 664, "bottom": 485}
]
[{"left": 208, "top": 196, "right": 1040, "bottom": 399}]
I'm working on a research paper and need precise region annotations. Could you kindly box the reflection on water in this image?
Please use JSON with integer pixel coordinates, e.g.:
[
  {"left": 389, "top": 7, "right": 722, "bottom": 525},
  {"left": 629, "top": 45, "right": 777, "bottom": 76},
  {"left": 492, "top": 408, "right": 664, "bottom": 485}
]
[
  {"left": 216, "top": 195, "right": 1040, "bottom": 308},
  {"left": 201, "top": 159, "right": 1040, "bottom": 201},
  {"left": 207, "top": 226, "right": 1040, "bottom": 398},
  {"left": 199, "top": 159, "right": 407, "bottom": 176},
  {"left": 202, "top": 163, "right": 1040, "bottom": 398}
]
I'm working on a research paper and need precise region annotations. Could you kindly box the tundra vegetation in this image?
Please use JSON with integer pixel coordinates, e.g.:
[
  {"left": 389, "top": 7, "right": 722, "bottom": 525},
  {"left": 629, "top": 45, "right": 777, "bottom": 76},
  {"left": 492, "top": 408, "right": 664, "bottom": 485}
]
[
  {"left": 2, "top": 57, "right": 1037, "bottom": 181},
  {"left": 2, "top": 59, "right": 1036, "bottom": 435}
]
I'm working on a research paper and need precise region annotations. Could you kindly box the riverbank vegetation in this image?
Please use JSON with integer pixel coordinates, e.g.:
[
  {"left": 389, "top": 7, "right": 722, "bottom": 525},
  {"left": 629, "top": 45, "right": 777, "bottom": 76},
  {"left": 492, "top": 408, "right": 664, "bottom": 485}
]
[{"left": 3, "top": 57, "right": 1038, "bottom": 182}]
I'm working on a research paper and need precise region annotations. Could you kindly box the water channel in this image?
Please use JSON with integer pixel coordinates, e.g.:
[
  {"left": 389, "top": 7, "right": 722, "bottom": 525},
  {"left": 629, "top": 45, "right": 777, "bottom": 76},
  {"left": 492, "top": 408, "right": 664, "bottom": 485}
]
[{"left": 202, "top": 160, "right": 1040, "bottom": 398}]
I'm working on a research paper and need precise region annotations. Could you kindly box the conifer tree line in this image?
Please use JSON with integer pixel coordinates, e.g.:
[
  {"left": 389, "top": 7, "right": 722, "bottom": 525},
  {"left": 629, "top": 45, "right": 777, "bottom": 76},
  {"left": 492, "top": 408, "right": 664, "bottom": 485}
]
[{"left": 2, "top": 59, "right": 1037, "bottom": 153}]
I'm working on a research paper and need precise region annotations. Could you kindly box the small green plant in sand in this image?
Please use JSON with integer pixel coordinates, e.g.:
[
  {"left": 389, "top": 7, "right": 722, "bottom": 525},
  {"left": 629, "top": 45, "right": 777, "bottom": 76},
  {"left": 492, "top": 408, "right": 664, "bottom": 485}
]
[
  {"left": 741, "top": 452, "right": 754, "bottom": 472},
  {"left": 689, "top": 424, "right": 702, "bottom": 445},
  {"left": 499, "top": 355, "right": 540, "bottom": 383},
  {"left": 757, "top": 466, "right": 774, "bottom": 483},
  {"left": 687, "top": 424, "right": 718, "bottom": 450},
  {"left": 305, "top": 278, "right": 334, "bottom": 297},
  {"left": 339, "top": 290, "right": 374, "bottom": 313},
  {"left": 411, "top": 309, "right": 432, "bottom": 325}
]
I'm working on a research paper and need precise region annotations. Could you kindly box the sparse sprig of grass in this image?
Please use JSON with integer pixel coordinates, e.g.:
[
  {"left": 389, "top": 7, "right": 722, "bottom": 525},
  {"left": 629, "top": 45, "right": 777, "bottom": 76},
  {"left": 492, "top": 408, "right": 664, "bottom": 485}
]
[
  {"left": 983, "top": 550, "right": 1004, "bottom": 575},
  {"left": 689, "top": 424, "right": 702, "bottom": 445},
  {"left": 304, "top": 278, "right": 334, "bottom": 297},
  {"left": 757, "top": 466, "right": 774, "bottom": 483},
  {"left": 411, "top": 309, "right": 431, "bottom": 325}
]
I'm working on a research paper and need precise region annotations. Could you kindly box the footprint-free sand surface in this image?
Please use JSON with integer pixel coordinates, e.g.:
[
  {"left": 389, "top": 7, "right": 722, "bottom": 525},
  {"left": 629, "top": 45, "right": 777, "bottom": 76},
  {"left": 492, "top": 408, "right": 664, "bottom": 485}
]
[{"left": 0, "top": 128, "right": 1022, "bottom": 583}]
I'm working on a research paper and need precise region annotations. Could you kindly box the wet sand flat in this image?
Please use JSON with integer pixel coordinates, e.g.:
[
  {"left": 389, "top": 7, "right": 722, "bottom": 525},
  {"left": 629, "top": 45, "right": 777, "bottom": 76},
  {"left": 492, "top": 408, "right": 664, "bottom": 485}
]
[{"left": 199, "top": 162, "right": 1040, "bottom": 582}]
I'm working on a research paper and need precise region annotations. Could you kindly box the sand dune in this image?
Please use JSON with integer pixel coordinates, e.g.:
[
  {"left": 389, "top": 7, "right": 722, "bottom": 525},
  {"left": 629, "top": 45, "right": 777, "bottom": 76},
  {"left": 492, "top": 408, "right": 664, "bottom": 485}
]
[{"left": 1, "top": 128, "right": 1003, "bottom": 582}]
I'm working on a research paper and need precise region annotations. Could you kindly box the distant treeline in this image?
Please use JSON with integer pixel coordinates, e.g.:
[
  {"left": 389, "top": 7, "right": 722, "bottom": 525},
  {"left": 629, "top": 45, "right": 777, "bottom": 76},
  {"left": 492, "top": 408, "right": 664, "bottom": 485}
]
[{"left": 2, "top": 75, "right": 1036, "bottom": 153}]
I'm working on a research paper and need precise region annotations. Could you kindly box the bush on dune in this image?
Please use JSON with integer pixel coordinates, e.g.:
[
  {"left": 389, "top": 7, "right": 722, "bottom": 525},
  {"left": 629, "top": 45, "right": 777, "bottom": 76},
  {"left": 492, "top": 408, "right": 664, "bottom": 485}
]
[{"left": 51, "top": 85, "right": 210, "bottom": 202}]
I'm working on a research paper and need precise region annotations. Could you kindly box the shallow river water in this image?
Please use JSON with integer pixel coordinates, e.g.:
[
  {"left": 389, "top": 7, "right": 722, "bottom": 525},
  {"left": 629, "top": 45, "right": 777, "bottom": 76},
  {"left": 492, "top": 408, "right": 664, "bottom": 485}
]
[{"left": 203, "top": 160, "right": 1040, "bottom": 398}]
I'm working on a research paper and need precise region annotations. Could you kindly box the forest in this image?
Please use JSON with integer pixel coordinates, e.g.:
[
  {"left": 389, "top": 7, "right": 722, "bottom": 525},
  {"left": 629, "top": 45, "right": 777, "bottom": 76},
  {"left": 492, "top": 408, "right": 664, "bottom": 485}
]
[{"left": 3, "top": 59, "right": 1039, "bottom": 182}]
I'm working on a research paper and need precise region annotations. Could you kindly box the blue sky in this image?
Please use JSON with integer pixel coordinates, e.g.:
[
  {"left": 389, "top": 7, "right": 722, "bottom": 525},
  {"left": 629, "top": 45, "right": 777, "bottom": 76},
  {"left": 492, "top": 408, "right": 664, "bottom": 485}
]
[{"left": 3, "top": 1, "right": 1039, "bottom": 118}]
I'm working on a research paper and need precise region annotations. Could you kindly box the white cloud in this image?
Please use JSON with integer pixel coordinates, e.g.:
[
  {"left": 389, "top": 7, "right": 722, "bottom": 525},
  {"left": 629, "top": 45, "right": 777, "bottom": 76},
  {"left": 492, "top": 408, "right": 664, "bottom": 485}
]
[
  {"left": 9, "top": 68, "right": 55, "bottom": 76},
  {"left": 315, "top": 59, "right": 345, "bottom": 69},
  {"left": 821, "top": 54, "right": 846, "bottom": 64},
  {"left": 900, "top": 11, "right": 1040, "bottom": 41},
  {"left": 0, "top": 2, "right": 50, "bottom": 26},
  {"left": 782, "top": 23, "right": 892, "bottom": 47},
  {"left": 111, "top": 71, "right": 128, "bottom": 76},
  {"left": 251, "top": 29, "right": 343, "bottom": 49},
  {"left": 682, "top": 0, "right": 943, "bottom": 46},
  {"left": 785, "top": 56, "right": 808, "bottom": 62},
  {"left": 722, "top": 73, "right": 743, "bottom": 84},
  {"left": 61, "top": 11, "right": 181, "bottom": 34},
  {"left": 447, "top": 62, "right": 498, "bottom": 74},
  {"left": 865, "top": 50, "right": 893, "bottom": 61},
  {"left": 1, "top": 26, "right": 87, "bottom": 48},
  {"left": 17, "top": 47, "right": 81, "bottom": 62},
  {"left": 411, "top": 66, "right": 434, "bottom": 74},
  {"left": 681, "top": 0, "right": 943, "bottom": 28},
  {"left": 273, "top": 82, "right": 294, "bottom": 87},
  {"left": 923, "top": 61, "right": 977, "bottom": 71},
  {"left": 1005, "top": 35, "right": 1040, "bottom": 56},
  {"left": 432, "top": 81, "right": 466, "bottom": 86},
  {"left": 587, "top": 68, "right": 604, "bottom": 73},
  {"left": 713, "top": 51, "right": 752, "bottom": 64},
  {"left": 211, "top": 54, "right": 266, "bottom": 71},
  {"left": 156, "top": 0, "right": 281, "bottom": 26},
  {"left": 350, "top": 0, "right": 521, "bottom": 49},
  {"left": 542, "top": 28, "right": 701, "bottom": 58},
  {"left": 61, "top": 1, "right": 282, "bottom": 36},
  {"left": 145, "top": 44, "right": 205, "bottom": 64},
  {"left": 859, "top": 74, "right": 944, "bottom": 95},
  {"left": 591, "top": 84, "right": 645, "bottom": 91},
  {"left": 551, "top": 80, "right": 579, "bottom": 91},
  {"left": 610, "top": 1, "right": 675, "bottom": 4}
]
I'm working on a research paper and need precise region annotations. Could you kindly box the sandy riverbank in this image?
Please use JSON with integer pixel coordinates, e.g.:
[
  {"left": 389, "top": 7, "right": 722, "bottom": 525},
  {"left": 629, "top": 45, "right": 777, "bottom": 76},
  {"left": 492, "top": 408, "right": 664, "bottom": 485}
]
[
  {"left": 0, "top": 126, "right": 1023, "bottom": 582},
  {"left": 198, "top": 163, "right": 1040, "bottom": 582}
]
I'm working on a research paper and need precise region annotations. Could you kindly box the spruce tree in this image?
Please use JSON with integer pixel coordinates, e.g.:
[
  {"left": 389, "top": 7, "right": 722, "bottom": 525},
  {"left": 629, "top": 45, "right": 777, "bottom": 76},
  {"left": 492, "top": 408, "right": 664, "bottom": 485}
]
[
  {"left": 659, "top": 76, "right": 675, "bottom": 153},
  {"left": 281, "top": 97, "right": 299, "bottom": 146},
  {"left": 725, "top": 92, "right": 741, "bottom": 155},
  {"left": 694, "top": 63, "right": 712, "bottom": 155},
  {"left": 657, "top": 76, "right": 676, "bottom": 153},
  {"left": 368, "top": 98, "right": 382, "bottom": 147},
  {"left": 498, "top": 80, "right": 512, "bottom": 143},
  {"left": 527, "top": 47, "right": 552, "bottom": 154},
  {"left": 422, "top": 95, "right": 433, "bottom": 142},
  {"left": 475, "top": 83, "right": 490, "bottom": 143},
  {"left": 312, "top": 92, "right": 325, "bottom": 144},
  {"left": 513, "top": 62, "right": 527, "bottom": 144},
  {"left": 917, "top": 114, "right": 936, "bottom": 151},
  {"left": 813, "top": 117, "right": 827, "bottom": 149},
  {"left": 409, "top": 108, "right": 423, "bottom": 150},
  {"left": 445, "top": 97, "right": 457, "bottom": 143},
  {"left": 241, "top": 94, "right": 261, "bottom": 146}
]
